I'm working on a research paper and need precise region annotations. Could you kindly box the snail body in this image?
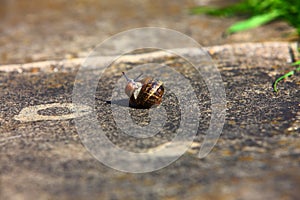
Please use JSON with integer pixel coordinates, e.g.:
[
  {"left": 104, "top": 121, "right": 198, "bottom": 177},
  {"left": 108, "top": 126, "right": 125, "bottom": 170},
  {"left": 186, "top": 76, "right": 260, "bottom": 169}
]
[{"left": 122, "top": 72, "right": 164, "bottom": 109}]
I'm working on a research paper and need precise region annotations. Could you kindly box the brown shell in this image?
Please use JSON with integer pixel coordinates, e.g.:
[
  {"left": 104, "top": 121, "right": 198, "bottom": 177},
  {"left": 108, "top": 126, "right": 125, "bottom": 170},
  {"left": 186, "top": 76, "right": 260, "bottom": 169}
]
[{"left": 129, "top": 77, "right": 164, "bottom": 109}]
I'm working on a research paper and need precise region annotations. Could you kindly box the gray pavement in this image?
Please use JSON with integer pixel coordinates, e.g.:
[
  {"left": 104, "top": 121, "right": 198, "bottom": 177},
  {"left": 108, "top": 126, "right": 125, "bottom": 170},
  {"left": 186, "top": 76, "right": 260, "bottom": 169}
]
[
  {"left": 1, "top": 0, "right": 300, "bottom": 199},
  {"left": 1, "top": 42, "right": 299, "bottom": 200}
]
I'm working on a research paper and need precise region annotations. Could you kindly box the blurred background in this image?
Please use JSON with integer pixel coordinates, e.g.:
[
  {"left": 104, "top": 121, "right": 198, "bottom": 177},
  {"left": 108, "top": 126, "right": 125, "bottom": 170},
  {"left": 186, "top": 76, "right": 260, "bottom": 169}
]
[{"left": 0, "top": 0, "right": 294, "bottom": 64}]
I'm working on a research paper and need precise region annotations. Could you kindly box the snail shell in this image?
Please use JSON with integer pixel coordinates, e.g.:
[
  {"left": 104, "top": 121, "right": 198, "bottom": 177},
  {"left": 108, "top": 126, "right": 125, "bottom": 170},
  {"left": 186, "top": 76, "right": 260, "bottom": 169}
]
[{"left": 122, "top": 72, "right": 164, "bottom": 109}]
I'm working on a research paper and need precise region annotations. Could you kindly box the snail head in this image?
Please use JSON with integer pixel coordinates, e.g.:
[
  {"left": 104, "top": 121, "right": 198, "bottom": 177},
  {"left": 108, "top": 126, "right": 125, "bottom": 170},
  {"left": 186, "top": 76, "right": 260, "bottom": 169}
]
[{"left": 122, "top": 72, "right": 143, "bottom": 97}]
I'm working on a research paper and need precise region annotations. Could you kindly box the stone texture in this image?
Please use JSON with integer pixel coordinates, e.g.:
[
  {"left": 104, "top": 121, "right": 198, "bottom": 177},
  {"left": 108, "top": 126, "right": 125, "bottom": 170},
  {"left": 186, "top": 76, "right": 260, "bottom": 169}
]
[
  {"left": 0, "top": 42, "right": 299, "bottom": 200},
  {"left": 1, "top": 1, "right": 299, "bottom": 199}
]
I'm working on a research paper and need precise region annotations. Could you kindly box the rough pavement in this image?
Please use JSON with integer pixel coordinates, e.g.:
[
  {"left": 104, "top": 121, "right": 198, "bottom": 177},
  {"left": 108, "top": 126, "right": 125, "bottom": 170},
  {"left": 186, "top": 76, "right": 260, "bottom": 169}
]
[{"left": 1, "top": 42, "right": 299, "bottom": 200}]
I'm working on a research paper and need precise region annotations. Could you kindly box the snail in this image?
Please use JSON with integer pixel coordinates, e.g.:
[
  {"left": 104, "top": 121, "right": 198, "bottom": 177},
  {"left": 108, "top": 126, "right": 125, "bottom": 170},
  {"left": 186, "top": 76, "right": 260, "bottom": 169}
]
[{"left": 122, "top": 72, "right": 164, "bottom": 109}]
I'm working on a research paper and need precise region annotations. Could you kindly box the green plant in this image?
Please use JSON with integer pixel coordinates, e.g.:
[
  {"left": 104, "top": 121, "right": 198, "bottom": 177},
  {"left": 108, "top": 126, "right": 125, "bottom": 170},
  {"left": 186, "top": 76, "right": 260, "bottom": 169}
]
[
  {"left": 191, "top": 0, "right": 300, "bottom": 92},
  {"left": 273, "top": 62, "right": 300, "bottom": 92}
]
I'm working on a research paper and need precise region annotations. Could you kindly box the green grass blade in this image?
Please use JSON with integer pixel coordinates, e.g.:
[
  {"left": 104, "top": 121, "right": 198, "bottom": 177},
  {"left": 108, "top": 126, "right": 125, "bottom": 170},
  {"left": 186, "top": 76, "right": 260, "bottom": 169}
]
[
  {"left": 273, "top": 64, "right": 300, "bottom": 92},
  {"left": 190, "top": 2, "right": 250, "bottom": 17},
  {"left": 190, "top": 7, "right": 222, "bottom": 15},
  {"left": 226, "top": 10, "right": 281, "bottom": 34},
  {"left": 273, "top": 70, "right": 295, "bottom": 92},
  {"left": 291, "top": 60, "right": 300, "bottom": 66}
]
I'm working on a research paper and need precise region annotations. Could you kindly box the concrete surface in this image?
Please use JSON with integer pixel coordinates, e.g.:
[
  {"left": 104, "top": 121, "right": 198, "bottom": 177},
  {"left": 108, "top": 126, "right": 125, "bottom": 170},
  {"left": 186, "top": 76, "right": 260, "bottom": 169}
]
[
  {"left": 0, "top": 42, "right": 299, "bottom": 200},
  {"left": 1, "top": 0, "right": 300, "bottom": 199},
  {"left": 0, "top": 0, "right": 295, "bottom": 65}
]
